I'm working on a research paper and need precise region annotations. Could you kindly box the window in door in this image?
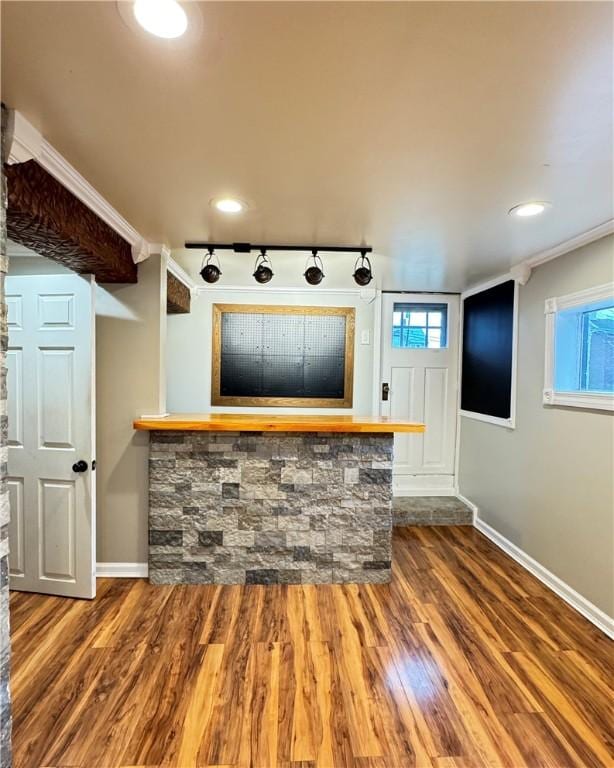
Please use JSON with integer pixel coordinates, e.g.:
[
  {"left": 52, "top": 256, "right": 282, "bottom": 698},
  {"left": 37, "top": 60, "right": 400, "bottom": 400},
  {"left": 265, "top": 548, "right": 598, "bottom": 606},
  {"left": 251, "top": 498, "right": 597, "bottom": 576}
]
[{"left": 392, "top": 303, "right": 448, "bottom": 349}]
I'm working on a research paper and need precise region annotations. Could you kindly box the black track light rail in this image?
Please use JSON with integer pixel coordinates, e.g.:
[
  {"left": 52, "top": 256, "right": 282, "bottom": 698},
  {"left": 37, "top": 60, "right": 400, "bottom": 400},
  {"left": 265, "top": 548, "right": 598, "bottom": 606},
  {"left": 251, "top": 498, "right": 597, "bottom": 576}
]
[{"left": 185, "top": 242, "right": 372, "bottom": 254}]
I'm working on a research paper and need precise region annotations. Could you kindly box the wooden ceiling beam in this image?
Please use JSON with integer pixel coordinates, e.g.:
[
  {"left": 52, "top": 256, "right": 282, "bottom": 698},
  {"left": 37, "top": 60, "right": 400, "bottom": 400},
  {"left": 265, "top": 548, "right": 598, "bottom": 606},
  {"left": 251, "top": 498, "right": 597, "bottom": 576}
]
[
  {"left": 5, "top": 159, "right": 137, "bottom": 283},
  {"left": 167, "top": 270, "right": 191, "bottom": 314}
]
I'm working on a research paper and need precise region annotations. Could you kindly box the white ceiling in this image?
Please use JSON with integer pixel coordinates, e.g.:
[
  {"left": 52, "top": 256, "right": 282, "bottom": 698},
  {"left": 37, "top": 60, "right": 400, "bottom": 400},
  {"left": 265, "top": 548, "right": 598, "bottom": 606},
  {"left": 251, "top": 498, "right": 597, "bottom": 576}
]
[{"left": 2, "top": 1, "right": 613, "bottom": 290}]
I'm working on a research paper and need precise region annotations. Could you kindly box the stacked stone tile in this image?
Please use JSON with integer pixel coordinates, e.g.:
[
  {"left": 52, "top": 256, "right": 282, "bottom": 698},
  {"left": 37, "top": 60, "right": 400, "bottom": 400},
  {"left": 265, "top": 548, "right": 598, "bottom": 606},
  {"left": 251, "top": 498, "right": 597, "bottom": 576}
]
[{"left": 148, "top": 431, "right": 393, "bottom": 585}]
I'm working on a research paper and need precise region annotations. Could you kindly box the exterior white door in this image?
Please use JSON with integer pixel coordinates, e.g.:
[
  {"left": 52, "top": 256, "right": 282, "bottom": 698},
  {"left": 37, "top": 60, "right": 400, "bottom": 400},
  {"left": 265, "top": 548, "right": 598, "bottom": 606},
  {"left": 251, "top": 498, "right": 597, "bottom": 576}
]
[
  {"left": 380, "top": 293, "right": 459, "bottom": 495},
  {"left": 6, "top": 274, "right": 96, "bottom": 598}
]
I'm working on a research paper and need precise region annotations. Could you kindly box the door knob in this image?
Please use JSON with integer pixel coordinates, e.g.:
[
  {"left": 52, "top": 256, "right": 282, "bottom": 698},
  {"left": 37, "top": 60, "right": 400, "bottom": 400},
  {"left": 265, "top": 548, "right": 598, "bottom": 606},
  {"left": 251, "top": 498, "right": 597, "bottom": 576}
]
[
  {"left": 72, "top": 460, "right": 88, "bottom": 473},
  {"left": 382, "top": 382, "right": 390, "bottom": 401}
]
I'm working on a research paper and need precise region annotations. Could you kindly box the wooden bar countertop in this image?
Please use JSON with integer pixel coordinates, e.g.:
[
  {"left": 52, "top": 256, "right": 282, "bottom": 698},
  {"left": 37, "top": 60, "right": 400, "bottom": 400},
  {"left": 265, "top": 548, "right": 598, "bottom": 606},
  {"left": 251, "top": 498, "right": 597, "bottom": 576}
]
[{"left": 133, "top": 413, "right": 425, "bottom": 434}]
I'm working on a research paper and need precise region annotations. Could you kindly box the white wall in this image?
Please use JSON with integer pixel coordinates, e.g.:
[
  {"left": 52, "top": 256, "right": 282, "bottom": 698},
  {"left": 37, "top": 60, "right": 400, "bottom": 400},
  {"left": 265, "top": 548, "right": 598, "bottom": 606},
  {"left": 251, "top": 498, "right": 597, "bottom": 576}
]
[
  {"left": 167, "top": 287, "right": 376, "bottom": 415},
  {"left": 96, "top": 255, "right": 166, "bottom": 563},
  {"left": 459, "top": 234, "right": 614, "bottom": 617},
  {"left": 168, "top": 248, "right": 379, "bottom": 415},
  {"left": 6, "top": 254, "right": 71, "bottom": 275}
]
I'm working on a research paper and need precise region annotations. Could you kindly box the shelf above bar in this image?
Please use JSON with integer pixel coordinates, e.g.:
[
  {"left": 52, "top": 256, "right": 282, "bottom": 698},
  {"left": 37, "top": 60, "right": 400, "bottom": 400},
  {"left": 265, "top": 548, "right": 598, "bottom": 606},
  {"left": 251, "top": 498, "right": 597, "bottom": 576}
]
[{"left": 133, "top": 413, "right": 425, "bottom": 433}]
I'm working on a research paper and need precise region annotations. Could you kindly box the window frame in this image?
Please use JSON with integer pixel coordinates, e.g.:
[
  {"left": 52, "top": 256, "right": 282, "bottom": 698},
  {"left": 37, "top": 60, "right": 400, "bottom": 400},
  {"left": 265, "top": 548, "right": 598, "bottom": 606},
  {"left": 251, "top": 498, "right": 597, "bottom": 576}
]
[
  {"left": 391, "top": 302, "right": 448, "bottom": 350},
  {"left": 543, "top": 282, "right": 614, "bottom": 412}
]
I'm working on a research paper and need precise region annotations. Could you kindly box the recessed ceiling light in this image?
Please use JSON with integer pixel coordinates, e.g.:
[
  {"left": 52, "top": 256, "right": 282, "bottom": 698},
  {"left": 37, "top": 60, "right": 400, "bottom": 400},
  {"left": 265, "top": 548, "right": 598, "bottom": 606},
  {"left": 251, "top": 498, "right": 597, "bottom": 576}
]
[
  {"left": 212, "top": 198, "right": 246, "bottom": 214},
  {"left": 508, "top": 201, "right": 551, "bottom": 217},
  {"left": 133, "top": 0, "right": 188, "bottom": 39}
]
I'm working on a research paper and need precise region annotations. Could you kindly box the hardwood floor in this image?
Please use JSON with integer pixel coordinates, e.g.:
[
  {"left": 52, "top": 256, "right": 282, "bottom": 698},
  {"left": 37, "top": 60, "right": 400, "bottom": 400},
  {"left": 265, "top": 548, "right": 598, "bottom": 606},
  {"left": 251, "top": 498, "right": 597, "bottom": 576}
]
[{"left": 9, "top": 526, "right": 613, "bottom": 768}]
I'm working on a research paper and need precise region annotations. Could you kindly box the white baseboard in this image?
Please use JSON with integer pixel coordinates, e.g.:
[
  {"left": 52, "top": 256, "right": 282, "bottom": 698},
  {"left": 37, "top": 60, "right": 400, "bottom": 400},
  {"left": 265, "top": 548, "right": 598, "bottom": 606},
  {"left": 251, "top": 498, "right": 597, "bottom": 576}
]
[
  {"left": 471, "top": 513, "right": 614, "bottom": 640},
  {"left": 96, "top": 562, "right": 148, "bottom": 578},
  {"left": 456, "top": 493, "right": 478, "bottom": 522}
]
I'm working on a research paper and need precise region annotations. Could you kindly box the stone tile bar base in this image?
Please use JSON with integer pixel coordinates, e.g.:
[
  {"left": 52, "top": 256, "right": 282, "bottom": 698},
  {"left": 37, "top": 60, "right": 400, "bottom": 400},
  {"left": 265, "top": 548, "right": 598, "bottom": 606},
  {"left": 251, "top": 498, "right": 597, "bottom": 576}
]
[
  {"left": 148, "top": 430, "right": 393, "bottom": 585},
  {"left": 393, "top": 496, "right": 473, "bottom": 526}
]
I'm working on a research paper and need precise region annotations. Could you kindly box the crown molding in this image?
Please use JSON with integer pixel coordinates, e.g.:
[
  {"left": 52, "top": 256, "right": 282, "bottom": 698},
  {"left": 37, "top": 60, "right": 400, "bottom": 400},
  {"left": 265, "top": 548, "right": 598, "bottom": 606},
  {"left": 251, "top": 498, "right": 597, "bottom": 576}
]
[
  {"left": 524, "top": 219, "right": 614, "bottom": 269},
  {"left": 461, "top": 271, "right": 515, "bottom": 300},
  {"left": 6, "top": 110, "right": 43, "bottom": 164},
  {"left": 150, "top": 243, "right": 172, "bottom": 261},
  {"left": 40, "top": 139, "right": 150, "bottom": 264},
  {"left": 6, "top": 109, "right": 152, "bottom": 265},
  {"left": 463, "top": 219, "right": 614, "bottom": 295},
  {"left": 509, "top": 262, "right": 532, "bottom": 286},
  {"left": 165, "top": 254, "right": 199, "bottom": 295}
]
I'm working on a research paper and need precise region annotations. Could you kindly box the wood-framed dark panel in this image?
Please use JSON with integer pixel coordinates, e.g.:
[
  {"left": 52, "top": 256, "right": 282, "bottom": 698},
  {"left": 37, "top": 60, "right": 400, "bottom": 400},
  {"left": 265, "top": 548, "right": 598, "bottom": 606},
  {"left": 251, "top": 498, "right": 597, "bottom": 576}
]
[
  {"left": 212, "top": 303, "right": 355, "bottom": 408},
  {"left": 5, "top": 159, "right": 136, "bottom": 283},
  {"left": 167, "top": 271, "right": 190, "bottom": 314}
]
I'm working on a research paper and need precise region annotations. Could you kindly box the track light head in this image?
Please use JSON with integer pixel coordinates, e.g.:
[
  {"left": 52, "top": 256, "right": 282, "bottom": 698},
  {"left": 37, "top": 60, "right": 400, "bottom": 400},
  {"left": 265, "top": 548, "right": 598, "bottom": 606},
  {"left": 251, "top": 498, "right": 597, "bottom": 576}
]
[
  {"left": 353, "top": 250, "right": 373, "bottom": 286},
  {"left": 304, "top": 250, "right": 324, "bottom": 285},
  {"left": 253, "top": 249, "right": 274, "bottom": 284},
  {"left": 200, "top": 248, "right": 222, "bottom": 284}
]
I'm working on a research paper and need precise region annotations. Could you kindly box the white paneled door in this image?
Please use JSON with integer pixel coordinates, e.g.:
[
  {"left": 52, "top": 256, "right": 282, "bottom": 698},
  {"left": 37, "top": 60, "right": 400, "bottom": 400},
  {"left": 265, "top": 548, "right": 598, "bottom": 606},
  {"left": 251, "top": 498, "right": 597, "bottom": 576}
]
[
  {"left": 7, "top": 274, "right": 96, "bottom": 598},
  {"left": 380, "top": 293, "right": 459, "bottom": 495}
]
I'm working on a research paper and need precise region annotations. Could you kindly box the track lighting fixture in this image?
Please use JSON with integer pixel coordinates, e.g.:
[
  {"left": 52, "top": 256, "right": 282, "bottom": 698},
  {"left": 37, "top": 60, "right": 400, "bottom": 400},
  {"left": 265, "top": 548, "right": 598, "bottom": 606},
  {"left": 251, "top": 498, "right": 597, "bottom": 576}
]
[
  {"left": 253, "top": 250, "right": 274, "bottom": 284},
  {"left": 352, "top": 250, "right": 373, "bottom": 286},
  {"left": 187, "top": 242, "right": 373, "bottom": 287},
  {"left": 200, "top": 248, "right": 222, "bottom": 284},
  {"left": 304, "top": 250, "right": 325, "bottom": 286}
]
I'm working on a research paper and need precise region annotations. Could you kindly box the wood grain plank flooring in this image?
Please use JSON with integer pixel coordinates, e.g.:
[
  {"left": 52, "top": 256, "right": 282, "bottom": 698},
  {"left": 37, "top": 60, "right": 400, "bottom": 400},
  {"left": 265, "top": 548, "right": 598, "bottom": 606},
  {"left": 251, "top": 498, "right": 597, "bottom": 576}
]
[{"left": 10, "top": 526, "right": 614, "bottom": 768}]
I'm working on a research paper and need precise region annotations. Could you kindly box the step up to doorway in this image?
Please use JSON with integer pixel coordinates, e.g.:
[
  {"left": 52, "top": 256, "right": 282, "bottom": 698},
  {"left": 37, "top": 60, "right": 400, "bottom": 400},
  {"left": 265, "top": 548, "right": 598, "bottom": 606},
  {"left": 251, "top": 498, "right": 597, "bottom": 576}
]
[{"left": 393, "top": 496, "right": 473, "bottom": 526}]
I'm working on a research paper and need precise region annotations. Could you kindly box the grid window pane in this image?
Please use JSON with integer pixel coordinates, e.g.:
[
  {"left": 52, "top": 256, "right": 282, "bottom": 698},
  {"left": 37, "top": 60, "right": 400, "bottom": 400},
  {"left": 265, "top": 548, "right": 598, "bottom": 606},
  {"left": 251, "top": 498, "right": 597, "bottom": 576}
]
[
  {"left": 409, "top": 312, "right": 427, "bottom": 327},
  {"left": 408, "top": 328, "right": 427, "bottom": 347},
  {"left": 392, "top": 303, "right": 448, "bottom": 349},
  {"left": 427, "top": 329, "right": 442, "bottom": 348}
]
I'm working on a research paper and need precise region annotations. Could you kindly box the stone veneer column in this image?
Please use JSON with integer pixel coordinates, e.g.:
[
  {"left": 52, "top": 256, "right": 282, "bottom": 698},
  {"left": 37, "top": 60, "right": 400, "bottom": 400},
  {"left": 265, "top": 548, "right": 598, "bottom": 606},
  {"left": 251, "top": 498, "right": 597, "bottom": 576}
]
[
  {"left": 0, "top": 104, "right": 13, "bottom": 766},
  {"left": 149, "top": 431, "right": 393, "bottom": 585}
]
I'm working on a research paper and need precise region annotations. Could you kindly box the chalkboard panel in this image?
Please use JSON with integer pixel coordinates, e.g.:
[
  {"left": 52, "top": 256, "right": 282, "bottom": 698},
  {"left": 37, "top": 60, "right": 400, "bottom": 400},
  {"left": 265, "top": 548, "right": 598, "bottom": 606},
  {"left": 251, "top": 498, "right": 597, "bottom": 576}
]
[
  {"left": 461, "top": 280, "right": 515, "bottom": 420},
  {"left": 212, "top": 304, "right": 355, "bottom": 407}
]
